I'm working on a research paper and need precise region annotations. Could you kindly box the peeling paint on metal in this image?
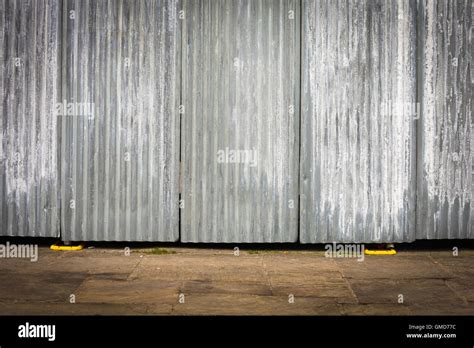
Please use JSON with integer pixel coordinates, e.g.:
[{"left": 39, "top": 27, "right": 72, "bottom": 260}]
[
  {"left": 1, "top": 0, "right": 472, "bottom": 242},
  {"left": 180, "top": 0, "right": 300, "bottom": 242},
  {"left": 417, "top": 0, "right": 473, "bottom": 239},
  {"left": 60, "top": 0, "right": 180, "bottom": 241},
  {"left": 300, "top": 0, "right": 417, "bottom": 243},
  {"left": 0, "top": 0, "right": 61, "bottom": 237}
]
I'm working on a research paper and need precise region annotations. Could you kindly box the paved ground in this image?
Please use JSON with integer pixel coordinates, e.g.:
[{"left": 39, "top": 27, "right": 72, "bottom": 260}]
[{"left": 0, "top": 244, "right": 473, "bottom": 315}]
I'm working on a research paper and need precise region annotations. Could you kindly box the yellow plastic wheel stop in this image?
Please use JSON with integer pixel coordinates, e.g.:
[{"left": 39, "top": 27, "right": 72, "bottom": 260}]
[
  {"left": 364, "top": 248, "right": 397, "bottom": 255},
  {"left": 50, "top": 242, "right": 85, "bottom": 251}
]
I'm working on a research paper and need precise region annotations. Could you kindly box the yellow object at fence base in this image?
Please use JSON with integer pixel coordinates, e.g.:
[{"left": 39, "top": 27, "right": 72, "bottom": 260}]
[
  {"left": 364, "top": 249, "right": 397, "bottom": 255},
  {"left": 50, "top": 243, "right": 85, "bottom": 251}
]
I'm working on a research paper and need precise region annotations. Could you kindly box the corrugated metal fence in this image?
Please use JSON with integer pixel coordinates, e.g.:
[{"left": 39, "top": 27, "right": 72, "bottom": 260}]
[
  {"left": 416, "top": 0, "right": 473, "bottom": 240},
  {"left": 1, "top": 0, "right": 472, "bottom": 242},
  {"left": 60, "top": 0, "right": 180, "bottom": 241},
  {"left": 181, "top": 0, "right": 300, "bottom": 242},
  {"left": 300, "top": 0, "right": 417, "bottom": 243},
  {"left": 0, "top": 0, "right": 61, "bottom": 237}
]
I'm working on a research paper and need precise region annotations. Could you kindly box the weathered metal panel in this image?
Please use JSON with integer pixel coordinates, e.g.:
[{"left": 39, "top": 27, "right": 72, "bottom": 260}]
[
  {"left": 61, "top": 0, "right": 180, "bottom": 241},
  {"left": 300, "top": 0, "right": 418, "bottom": 243},
  {"left": 416, "top": 0, "right": 473, "bottom": 239},
  {"left": 181, "top": 0, "right": 300, "bottom": 242},
  {"left": 2, "top": 0, "right": 471, "bottom": 244},
  {"left": 0, "top": 0, "right": 61, "bottom": 237}
]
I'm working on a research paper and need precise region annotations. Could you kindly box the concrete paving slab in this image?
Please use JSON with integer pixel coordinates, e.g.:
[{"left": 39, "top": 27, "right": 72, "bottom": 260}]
[
  {"left": 266, "top": 271, "right": 356, "bottom": 303},
  {"left": 0, "top": 248, "right": 142, "bottom": 277},
  {"left": 74, "top": 278, "right": 180, "bottom": 305},
  {"left": 408, "top": 302, "right": 474, "bottom": 315},
  {"left": 0, "top": 301, "right": 158, "bottom": 315},
  {"left": 181, "top": 280, "right": 273, "bottom": 296},
  {"left": 429, "top": 254, "right": 474, "bottom": 277},
  {"left": 0, "top": 246, "right": 472, "bottom": 315},
  {"left": 129, "top": 255, "right": 267, "bottom": 283},
  {"left": 0, "top": 249, "right": 65, "bottom": 273},
  {"left": 49, "top": 254, "right": 142, "bottom": 276},
  {"left": 340, "top": 303, "right": 412, "bottom": 315},
  {"left": 170, "top": 293, "right": 342, "bottom": 315},
  {"left": 0, "top": 270, "right": 86, "bottom": 303},
  {"left": 262, "top": 255, "right": 340, "bottom": 274},
  {"left": 335, "top": 255, "right": 451, "bottom": 279},
  {"left": 446, "top": 278, "right": 474, "bottom": 303},
  {"left": 348, "top": 279, "right": 466, "bottom": 306}
]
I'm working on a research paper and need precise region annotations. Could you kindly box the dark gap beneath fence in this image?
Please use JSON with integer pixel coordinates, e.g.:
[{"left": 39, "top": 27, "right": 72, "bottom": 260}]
[{"left": 1, "top": 236, "right": 474, "bottom": 252}]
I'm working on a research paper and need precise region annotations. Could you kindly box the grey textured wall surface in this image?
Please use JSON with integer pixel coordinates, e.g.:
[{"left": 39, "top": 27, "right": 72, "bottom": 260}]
[
  {"left": 0, "top": 0, "right": 61, "bottom": 237},
  {"left": 60, "top": 0, "right": 180, "bottom": 241},
  {"left": 1, "top": 0, "right": 472, "bottom": 242},
  {"left": 300, "top": 0, "right": 418, "bottom": 243},
  {"left": 180, "top": 0, "right": 300, "bottom": 242},
  {"left": 416, "top": 0, "right": 473, "bottom": 240}
]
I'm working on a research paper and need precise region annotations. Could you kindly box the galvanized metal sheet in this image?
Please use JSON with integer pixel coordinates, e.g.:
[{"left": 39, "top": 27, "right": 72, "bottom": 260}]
[
  {"left": 180, "top": 0, "right": 301, "bottom": 242},
  {"left": 0, "top": 0, "right": 61, "bottom": 237},
  {"left": 2, "top": 0, "right": 472, "bottom": 243},
  {"left": 300, "top": 0, "right": 417, "bottom": 243},
  {"left": 60, "top": 0, "right": 180, "bottom": 241},
  {"left": 416, "top": 0, "right": 473, "bottom": 239}
]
